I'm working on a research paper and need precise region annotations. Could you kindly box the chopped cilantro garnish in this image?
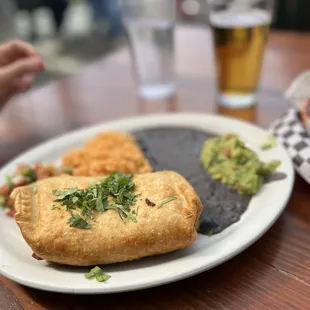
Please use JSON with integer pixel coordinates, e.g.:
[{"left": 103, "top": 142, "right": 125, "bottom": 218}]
[
  {"left": 51, "top": 204, "right": 60, "bottom": 210},
  {"left": 184, "top": 211, "right": 193, "bottom": 218},
  {"left": 157, "top": 196, "right": 177, "bottom": 209},
  {"left": 21, "top": 168, "right": 36, "bottom": 182},
  {"left": 96, "top": 272, "right": 111, "bottom": 282},
  {"left": 197, "top": 225, "right": 213, "bottom": 237},
  {"left": 68, "top": 214, "right": 91, "bottom": 229},
  {"left": 5, "top": 175, "right": 14, "bottom": 189},
  {"left": 32, "top": 183, "right": 37, "bottom": 194},
  {"left": 261, "top": 135, "right": 277, "bottom": 151},
  {"left": 52, "top": 187, "right": 78, "bottom": 200},
  {"left": 0, "top": 194, "right": 6, "bottom": 207},
  {"left": 52, "top": 172, "right": 137, "bottom": 229},
  {"left": 85, "top": 266, "right": 111, "bottom": 282}
]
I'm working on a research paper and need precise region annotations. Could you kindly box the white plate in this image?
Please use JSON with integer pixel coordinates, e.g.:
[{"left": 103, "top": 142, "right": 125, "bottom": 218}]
[{"left": 0, "top": 113, "right": 294, "bottom": 294}]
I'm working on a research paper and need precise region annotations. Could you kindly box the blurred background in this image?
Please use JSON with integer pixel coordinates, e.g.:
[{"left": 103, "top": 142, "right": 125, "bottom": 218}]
[{"left": 0, "top": 0, "right": 309, "bottom": 88}]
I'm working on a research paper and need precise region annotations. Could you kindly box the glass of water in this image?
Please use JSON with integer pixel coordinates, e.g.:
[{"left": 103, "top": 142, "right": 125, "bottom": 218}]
[{"left": 119, "top": 0, "right": 176, "bottom": 100}]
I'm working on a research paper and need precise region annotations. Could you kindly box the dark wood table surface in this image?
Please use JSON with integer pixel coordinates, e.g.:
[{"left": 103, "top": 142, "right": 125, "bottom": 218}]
[{"left": 1, "top": 26, "right": 310, "bottom": 310}]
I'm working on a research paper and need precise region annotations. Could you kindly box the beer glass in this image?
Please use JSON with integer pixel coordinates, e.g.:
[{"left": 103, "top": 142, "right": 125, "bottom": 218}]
[{"left": 209, "top": 0, "right": 274, "bottom": 108}]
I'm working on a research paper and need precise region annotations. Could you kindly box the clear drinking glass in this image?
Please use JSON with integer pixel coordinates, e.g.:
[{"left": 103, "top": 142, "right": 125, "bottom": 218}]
[
  {"left": 208, "top": 0, "right": 274, "bottom": 108},
  {"left": 119, "top": 0, "right": 176, "bottom": 100}
]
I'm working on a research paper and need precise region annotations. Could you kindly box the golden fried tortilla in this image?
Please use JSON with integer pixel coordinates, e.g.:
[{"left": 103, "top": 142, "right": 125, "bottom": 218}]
[
  {"left": 12, "top": 171, "right": 203, "bottom": 266},
  {"left": 62, "top": 131, "right": 152, "bottom": 176}
]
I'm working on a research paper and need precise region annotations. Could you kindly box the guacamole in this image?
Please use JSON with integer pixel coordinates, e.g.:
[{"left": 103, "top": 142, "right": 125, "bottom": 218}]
[{"left": 200, "top": 134, "right": 281, "bottom": 195}]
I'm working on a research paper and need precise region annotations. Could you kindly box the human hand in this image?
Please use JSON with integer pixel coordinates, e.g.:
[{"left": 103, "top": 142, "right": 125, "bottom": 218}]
[{"left": 0, "top": 40, "right": 45, "bottom": 109}]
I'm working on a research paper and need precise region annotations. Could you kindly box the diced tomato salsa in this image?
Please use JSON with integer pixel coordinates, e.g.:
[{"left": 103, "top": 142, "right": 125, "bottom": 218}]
[{"left": 0, "top": 163, "right": 72, "bottom": 215}]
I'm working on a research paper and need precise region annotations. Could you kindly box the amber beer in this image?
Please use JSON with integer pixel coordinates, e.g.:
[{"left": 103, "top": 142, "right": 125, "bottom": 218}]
[{"left": 211, "top": 9, "right": 271, "bottom": 107}]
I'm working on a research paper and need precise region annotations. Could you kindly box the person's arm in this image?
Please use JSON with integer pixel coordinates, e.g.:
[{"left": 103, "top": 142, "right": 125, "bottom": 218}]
[{"left": 0, "top": 40, "right": 44, "bottom": 110}]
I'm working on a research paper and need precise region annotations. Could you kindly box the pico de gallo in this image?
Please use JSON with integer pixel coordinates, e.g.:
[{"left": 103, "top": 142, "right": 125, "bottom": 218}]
[{"left": 0, "top": 163, "right": 72, "bottom": 217}]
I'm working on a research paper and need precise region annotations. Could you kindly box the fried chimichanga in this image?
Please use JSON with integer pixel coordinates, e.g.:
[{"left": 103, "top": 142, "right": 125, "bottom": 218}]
[{"left": 11, "top": 171, "right": 203, "bottom": 266}]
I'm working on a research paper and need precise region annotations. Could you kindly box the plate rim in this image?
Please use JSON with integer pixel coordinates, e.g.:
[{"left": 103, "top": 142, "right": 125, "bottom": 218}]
[{"left": 0, "top": 112, "right": 295, "bottom": 294}]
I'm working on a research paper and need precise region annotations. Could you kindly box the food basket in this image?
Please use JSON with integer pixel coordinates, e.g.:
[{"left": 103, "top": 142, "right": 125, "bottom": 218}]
[{"left": 270, "top": 71, "right": 310, "bottom": 183}]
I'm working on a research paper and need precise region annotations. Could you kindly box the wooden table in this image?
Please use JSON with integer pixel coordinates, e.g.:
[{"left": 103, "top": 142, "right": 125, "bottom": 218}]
[{"left": 1, "top": 26, "right": 310, "bottom": 309}]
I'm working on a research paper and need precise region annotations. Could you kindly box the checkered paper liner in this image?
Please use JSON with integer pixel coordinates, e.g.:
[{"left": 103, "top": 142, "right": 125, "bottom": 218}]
[{"left": 270, "top": 108, "right": 310, "bottom": 183}]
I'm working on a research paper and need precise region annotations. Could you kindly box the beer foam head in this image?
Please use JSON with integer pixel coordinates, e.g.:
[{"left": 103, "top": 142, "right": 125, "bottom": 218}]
[{"left": 210, "top": 9, "right": 271, "bottom": 28}]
